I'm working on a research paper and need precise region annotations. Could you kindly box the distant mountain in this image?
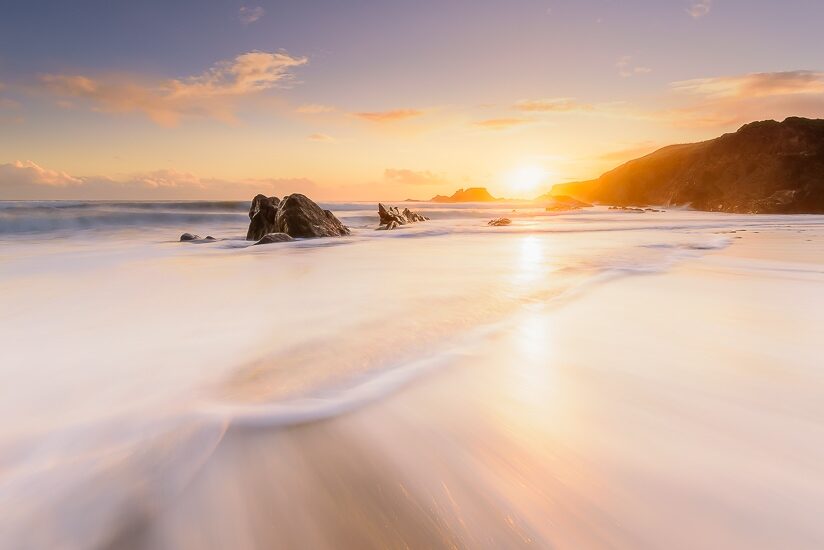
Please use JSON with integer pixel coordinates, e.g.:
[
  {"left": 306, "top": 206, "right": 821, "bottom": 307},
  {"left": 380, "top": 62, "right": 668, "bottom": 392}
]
[
  {"left": 551, "top": 117, "right": 824, "bottom": 214},
  {"left": 431, "top": 187, "right": 499, "bottom": 203}
]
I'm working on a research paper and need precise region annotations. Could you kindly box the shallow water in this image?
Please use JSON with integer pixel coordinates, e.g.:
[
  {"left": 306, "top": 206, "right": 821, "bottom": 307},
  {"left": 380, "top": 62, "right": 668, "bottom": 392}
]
[{"left": 1, "top": 201, "right": 823, "bottom": 548}]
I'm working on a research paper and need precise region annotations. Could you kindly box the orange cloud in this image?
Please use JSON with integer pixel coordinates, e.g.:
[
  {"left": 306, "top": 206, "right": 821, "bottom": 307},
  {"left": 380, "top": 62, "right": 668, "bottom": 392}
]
[
  {"left": 308, "top": 133, "right": 336, "bottom": 142},
  {"left": 383, "top": 168, "right": 447, "bottom": 186},
  {"left": 354, "top": 109, "right": 422, "bottom": 122},
  {"left": 514, "top": 98, "right": 592, "bottom": 112},
  {"left": 39, "top": 50, "right": 307, "bottom": 126},
  {"left": 473, "top": 117, "right": 530, "bottom": 130},
  {"left": 0, "top": 161, "right": 319, "bottom": 199},
  {"left": 672, "top": 71, "right": 824, "bottom": 99}
]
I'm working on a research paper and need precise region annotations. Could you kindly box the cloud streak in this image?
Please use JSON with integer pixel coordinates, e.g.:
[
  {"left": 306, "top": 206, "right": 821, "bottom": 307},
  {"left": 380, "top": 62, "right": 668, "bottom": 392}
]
[
  {"left": 672, "top": 71, "right": 824, "bottom": 98},
  {"left": 39, "top": 50, "right": 307, "bottom": 126},
  {"left": 473, "top": 117, "right": 530, "bottom": 130},
  {"left": 0, "top": 161, "right": 319, "bottom": 199},
  {"left": 514, "top": 97, "right": 593, "bottom": 112},
  {"left": 354, "top": 109, "right": 422, "bottom": 123}
]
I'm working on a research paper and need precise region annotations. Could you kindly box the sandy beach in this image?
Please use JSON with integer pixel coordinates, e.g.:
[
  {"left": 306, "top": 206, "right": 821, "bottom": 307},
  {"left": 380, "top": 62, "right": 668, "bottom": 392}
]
[{"left": 3, "top": 205, "right": 821, "bottom": 549}]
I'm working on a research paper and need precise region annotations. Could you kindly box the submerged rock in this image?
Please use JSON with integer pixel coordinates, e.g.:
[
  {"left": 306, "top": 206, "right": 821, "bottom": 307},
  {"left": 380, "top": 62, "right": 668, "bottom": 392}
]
[
  {"left": 609, "top": 206, "right": 646, "bottom": 213},
  {"left": 247, "top": 194, "right": 280, "bottom": 241},
  {"left": 488, "top": 218, "right": 512, "bottom": 226},
  {"left": 275, "top": 194, "right": 350, "bottom": 238},
  {"left": 377, "top": 203, "right": 428, "bottom": 229},
  {"left": 253, "top": 233, "right": 295, "bottom": 245},
  {"left": 544, "top": 195, "right": 593, "bottom": 212},
  {"left": 180, "top": 233, "right": 217, "bottom": 243}
]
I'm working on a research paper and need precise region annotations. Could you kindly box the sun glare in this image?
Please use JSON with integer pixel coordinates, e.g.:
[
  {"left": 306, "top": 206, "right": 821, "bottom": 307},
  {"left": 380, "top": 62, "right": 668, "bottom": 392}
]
[{"left": 505, "top": 164, "right": 551, "bottom": 196}]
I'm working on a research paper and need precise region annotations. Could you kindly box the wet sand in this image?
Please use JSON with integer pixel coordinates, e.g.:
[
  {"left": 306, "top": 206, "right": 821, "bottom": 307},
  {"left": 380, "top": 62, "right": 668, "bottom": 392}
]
[{"left": 119, "top": 228, "right": 824, "bottom": 549}]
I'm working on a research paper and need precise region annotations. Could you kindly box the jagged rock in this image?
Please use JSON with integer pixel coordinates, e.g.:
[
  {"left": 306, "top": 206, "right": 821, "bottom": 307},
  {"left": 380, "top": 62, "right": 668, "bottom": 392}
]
[
  {"left": 377, "top": 220, "right": 400, "bottom": 231},
  {"left": 488, "top": 218, "right": 512, "bottom": 226},
  {"left": 377, "top": 203, "right": 428, "bottom": 229},
  {"left": 180, "top": 233, "right": 200, "bottom": 241},
  {"left": 247, "top": 195, "right": 281, "bottom": 241},
  {"left": 253, "top": 233, "right": 295, "bottom": 245},
  {"left": 275, "top": 194, "right": 350, "bottom": 238}
]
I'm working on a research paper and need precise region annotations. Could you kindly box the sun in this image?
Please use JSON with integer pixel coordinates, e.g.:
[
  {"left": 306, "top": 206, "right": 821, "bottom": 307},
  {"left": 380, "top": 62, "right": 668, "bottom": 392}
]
[{"left": 505, "top": 164, "right": 552, "bottom": 196}]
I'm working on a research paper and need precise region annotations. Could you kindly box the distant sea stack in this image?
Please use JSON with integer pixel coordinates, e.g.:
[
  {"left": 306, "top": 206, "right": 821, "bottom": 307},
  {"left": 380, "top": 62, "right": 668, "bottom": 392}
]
[
  {"left": 551, "top": 117, "right": 824, "bottom": 214},
  {"left": 431, "top": 187, "right": 498, "bottom": 203}
]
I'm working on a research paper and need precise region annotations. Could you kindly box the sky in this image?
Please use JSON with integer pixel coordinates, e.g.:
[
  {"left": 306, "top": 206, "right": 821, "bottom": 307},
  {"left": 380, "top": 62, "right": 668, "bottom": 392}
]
[{"left": 1, "top": 0, "right": 823, "bottom": 200}]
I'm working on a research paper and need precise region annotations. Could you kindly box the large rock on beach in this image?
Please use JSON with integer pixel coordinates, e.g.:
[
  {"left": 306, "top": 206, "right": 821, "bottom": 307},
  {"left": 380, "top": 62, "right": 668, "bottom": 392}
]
[
  {"left": 275, "top": 194, "right": 350, "bottom": 238},
  {"left": 245, "top": 193, "right": 349, "bottom": 240}
]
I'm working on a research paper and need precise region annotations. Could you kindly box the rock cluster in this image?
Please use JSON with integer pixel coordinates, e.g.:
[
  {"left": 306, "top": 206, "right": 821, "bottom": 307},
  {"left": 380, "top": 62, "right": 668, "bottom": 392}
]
[
  {"left": 246, "top": 193, "right": 350, "bottom": 240},
  {"left": 180, "top": 233, "right": 216, "bottom": 243},
  {"left": 487, "top": 218, "right": 512, "bottom": 226},
  {"left": 377, "top": 203, "right": 429, "bottom": 230}
]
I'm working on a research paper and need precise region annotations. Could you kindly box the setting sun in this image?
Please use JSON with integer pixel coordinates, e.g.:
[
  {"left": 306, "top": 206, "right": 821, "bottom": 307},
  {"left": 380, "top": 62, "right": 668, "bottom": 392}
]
[{"left": 505, "top": 164, "right": 551, "bottom": 196}]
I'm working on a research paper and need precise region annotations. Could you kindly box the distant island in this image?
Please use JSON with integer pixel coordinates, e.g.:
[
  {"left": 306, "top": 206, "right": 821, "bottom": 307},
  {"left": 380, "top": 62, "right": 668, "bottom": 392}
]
[
  {"left": 551, "top": 117, "right": 824, "bottom": 214},
  {"left": 430, "top": 187, "right": 499, "bottom": 203}
]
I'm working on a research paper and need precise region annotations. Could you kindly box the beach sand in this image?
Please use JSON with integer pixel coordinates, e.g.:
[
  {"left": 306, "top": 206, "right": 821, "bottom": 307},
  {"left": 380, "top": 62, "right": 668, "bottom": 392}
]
[{"left": 107, "top": 227, "right": 824, "bottom": 549}]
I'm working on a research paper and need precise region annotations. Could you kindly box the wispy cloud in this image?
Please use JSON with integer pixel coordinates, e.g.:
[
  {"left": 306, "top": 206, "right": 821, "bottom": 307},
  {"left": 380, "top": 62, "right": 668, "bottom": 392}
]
[
  {"left": 239, "top": 6, "right": 265, "bottom": 24},
  {"left": 383, "top": 168, "right": 447, "bottom": 186},
  {"left": 514, "top": 97, "right": 593, "bottom": 112},
  {"left": 354, "top": 109, "right": 422, "bottom": 123},
  {"left": 473, "top": 117, "right": 530, "bottom": 130},
  {"left": 672, "top": 71, "right": 824, "bottom": 98},
  {"left": 0, "top": 161, "right": 319, "bottom": 199},
  {"left": 297, "top": 103, "right": 335, "bottom": 114},
  {"left": 616, "top": 56, "right": 652, "bottom": 78},
  {"left": 687, "top": 0, "right": 712, "bottom": 18},
  {"left": 0, "top": 160, "right": 83, "bottom": 187},
  {"left": 39, "top": 50, "right": 307, "bottom": 126},
  {"left": 308, "top": 133, "right": 336, "bottom": 142},
  {"left": 658, "top": 70, "right": 824, "bottom": 128}
]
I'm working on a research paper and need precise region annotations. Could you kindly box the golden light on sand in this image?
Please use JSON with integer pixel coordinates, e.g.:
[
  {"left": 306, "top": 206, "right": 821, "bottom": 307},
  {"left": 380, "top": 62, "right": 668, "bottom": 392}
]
[{"left": 505, "top": 164, "right": 551, "bottom": 196}]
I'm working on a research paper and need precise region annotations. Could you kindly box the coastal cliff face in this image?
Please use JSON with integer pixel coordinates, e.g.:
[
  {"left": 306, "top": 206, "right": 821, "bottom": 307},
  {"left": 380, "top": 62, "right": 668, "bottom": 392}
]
[{"left": 551, "top": 117, "right": 824, "bottom": 213}]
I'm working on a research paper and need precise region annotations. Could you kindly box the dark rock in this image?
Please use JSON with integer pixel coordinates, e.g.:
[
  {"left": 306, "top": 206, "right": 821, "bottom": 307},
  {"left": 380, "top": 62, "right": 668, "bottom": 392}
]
[
  {"left": 180, "top": 233, "right": 200, "bottom": 241},
  {"left": 377, "top": 220, "right": 400, "bottom": 231},
  {"left": 247, "top": 195, "right": 281, "bottom": 241},
  {"left": 488, "top": 218, "right": 512, "bottom": 226},
  {"left": 275, "top": 194, "right": 350, "bottom": 238},
  {"left": 609, "top": 206, "right": 646, "bottom": 213},
  {"left": 377, "top": 203, "right": 428, "bottom": 229},
  {"left": 253, "top": 233, "right": 295, "bottom": 245}
]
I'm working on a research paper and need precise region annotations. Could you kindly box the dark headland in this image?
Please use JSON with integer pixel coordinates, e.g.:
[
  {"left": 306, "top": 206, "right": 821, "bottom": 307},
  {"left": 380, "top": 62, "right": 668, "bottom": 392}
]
[{"left": 552, "top": 117, "right": 824, "bottom": 214}]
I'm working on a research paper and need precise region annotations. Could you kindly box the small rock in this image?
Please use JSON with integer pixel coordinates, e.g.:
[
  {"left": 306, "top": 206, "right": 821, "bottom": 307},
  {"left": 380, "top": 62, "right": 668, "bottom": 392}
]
[
  {"left": 180, "top": 233, "right": 200, "bottom": 241},
  {"left": 253, "top": 233, "right": 295, "bottom": 245},
  {"left": 488, "top": 218, "right": 512, "bottom": 226}
]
